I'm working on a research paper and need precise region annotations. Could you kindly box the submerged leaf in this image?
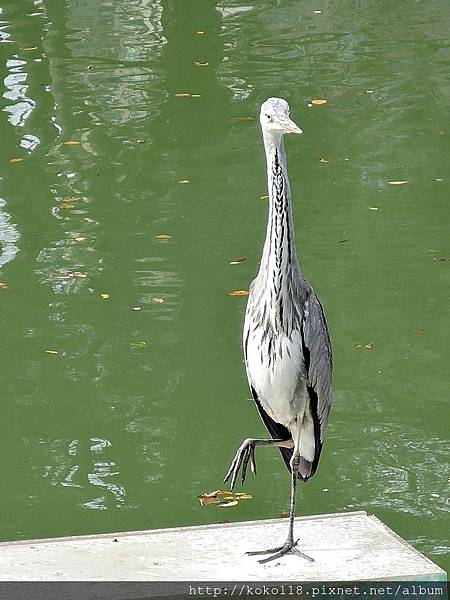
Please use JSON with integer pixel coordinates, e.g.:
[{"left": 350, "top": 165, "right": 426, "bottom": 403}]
[
  {"left": 130, "top": 340, "right": 148, "bottom": 349},
  {"left": 229, "top": 256, "right": 247, "bottom": 265}
]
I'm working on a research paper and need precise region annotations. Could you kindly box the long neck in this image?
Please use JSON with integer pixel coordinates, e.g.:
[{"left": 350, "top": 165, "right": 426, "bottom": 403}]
[{"left": 258, "top": 130, "right": 300, "bottom": 284}]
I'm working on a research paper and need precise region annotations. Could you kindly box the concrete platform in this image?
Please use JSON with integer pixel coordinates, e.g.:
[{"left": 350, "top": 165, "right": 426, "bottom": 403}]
[{"left": 0, "top": 511, "right": 445, "bottom": 582}]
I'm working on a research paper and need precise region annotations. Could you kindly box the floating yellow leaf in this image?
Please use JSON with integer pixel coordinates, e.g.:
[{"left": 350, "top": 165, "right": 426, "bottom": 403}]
[
  {"left": 354, "top": 342, "right": 374, "bottom": 350},
  {"left": 319, "top": 157, "right": 330, "bottom": 163},
  {"left": 154, "top": 234, "right": 172, "bottom": 240},
  {"left": 175, "top": 93, "right": 192, "bottom": 97},
  {"left": 218, "top": 500, "right": 238, "bottom": 508},
  {"left": 100, "top": 293, "right": 110, "bottom": 299},
  {"left": 23, "top": 47, "right": 38, "bottom": 51},
  {"left": 70, "top": 271, "right": 87, "bottom": 279},
  {"left": 9, "top": 158, "right": 23, "bottom": 163},
  {"left": 65, "top": 196, "right": 80, "bottom": 202},
  {"left": 388, "top": 180, "right": 408, "bottom": 185},
  {"left": 62, "top": 140, "right": 81, "bottom": 145},
  {"left": 228, "top": 290, "right": 249, "bottom": 297},
  {"left": 193, "top": 61, "right": 209, "bottom": 67},
  {"left": 131, "top": 306, "right": 142, "bottom": 311},
  {"left": 198, "top": 489, "right": 252, "bottom": 507},
  {"left": 196, "top": 31, "right": 205, "bottom": 35},
  {"left": 0, "top": 282, "right": 8, "bottom": 289},
  {"left": 235, "top": 116, "right": 254, "bottom": 121},
  {"left": 45, "top": 350, "right": 59, "bottom": 355},
  {"left": 60, "top": 203, "right": 76, "bottom": 209},
  {"left": 152, "top": 297, "right": 164, "bottom": 304},
  {"left": 260, "top": 195, "right": 269, "bottom": 200},
  {"left": 369, "top": 207, "right": 378, "bottom": 211},
  {"left": 178, "top": 179, "right": 190, "bottom": 184},
  {"left": 74, "top": 237, "right": 86, "bottom": 242},
  {"left": 311, "top": 99, "right": 328, "bottom": 105}
]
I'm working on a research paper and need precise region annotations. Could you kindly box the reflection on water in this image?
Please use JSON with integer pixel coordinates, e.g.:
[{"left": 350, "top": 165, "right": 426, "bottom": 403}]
[{"left": 0, "top": 0, "right": 448, "bottom": 573}]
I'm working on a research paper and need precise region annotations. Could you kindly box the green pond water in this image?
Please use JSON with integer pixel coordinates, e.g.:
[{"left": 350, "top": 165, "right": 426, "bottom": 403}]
[{"left": 0, "top": 0, "right": 449, "bottom": 574}]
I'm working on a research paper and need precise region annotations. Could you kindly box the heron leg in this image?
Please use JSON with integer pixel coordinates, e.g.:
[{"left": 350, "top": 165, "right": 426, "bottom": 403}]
[
  {"left": 223, "top": 438, "right": 293, "bottom": 490},
  {"left": 247, "top": 452, "right": 314, "bottom": 564}
]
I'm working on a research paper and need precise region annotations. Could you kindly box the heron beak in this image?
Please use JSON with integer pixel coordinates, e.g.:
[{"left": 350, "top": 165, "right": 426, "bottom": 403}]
[{"left": 284, "top": 118, "right": 303, "bottom": 135}]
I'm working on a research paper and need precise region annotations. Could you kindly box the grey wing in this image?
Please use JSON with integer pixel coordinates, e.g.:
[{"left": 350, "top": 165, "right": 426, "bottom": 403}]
[{"left": 300, "top": 291, "right": 333, "bottom": 444}]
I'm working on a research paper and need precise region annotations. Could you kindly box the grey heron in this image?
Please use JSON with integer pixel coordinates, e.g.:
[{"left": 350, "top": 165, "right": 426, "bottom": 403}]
[{"left": 224, "top": 97, "right": 332, "bottom": 564}]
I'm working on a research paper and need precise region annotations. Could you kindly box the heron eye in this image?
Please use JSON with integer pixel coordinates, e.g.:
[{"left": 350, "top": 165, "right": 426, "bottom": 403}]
[{"left": 265, "top": 114, "right": 272, "bottom": 121}]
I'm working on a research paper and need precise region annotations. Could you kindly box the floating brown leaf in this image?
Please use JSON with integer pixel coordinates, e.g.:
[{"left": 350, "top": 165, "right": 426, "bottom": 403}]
[
  {"left": 235, "top": 116, "right": 254, "bottom": 121},
  {"left": 0, "top": 282, "right": 8, "bottom": 289},
  {"left": 62, "top": 140, "right": 81, "bottom": 145},
  {"left": 10, "top": 158, "right": 23, "bottom": 164},
  {"left": 228, "top": 290, "right": 249, "bottom": 297},
  {"left": 60, "top": 203, "right": 76, "bottom": 209},
  {"left": 311, "top": 99, "right": 328, "bottom": 105}
]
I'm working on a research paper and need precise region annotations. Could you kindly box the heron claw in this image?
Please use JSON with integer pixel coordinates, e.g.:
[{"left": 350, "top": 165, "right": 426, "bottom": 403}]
[
  {"left": 247, "top": 538, "right": 314, "bottom": 564},
  {"left": 223, "top": 439, "right": 257, "bottom": 489}
]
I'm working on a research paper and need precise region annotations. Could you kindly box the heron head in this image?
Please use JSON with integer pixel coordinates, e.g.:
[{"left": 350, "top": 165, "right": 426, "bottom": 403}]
[{"left": 260, "top": 97, "right": 303, "bottom": 135}]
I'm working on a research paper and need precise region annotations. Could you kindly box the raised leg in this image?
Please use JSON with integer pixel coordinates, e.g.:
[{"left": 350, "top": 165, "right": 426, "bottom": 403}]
[
  {"left": 223, "top": 437, "right": 293, "bottom": 489},
  {"left": 247, "top": 452, "right": 314, "bottom": 564}
]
